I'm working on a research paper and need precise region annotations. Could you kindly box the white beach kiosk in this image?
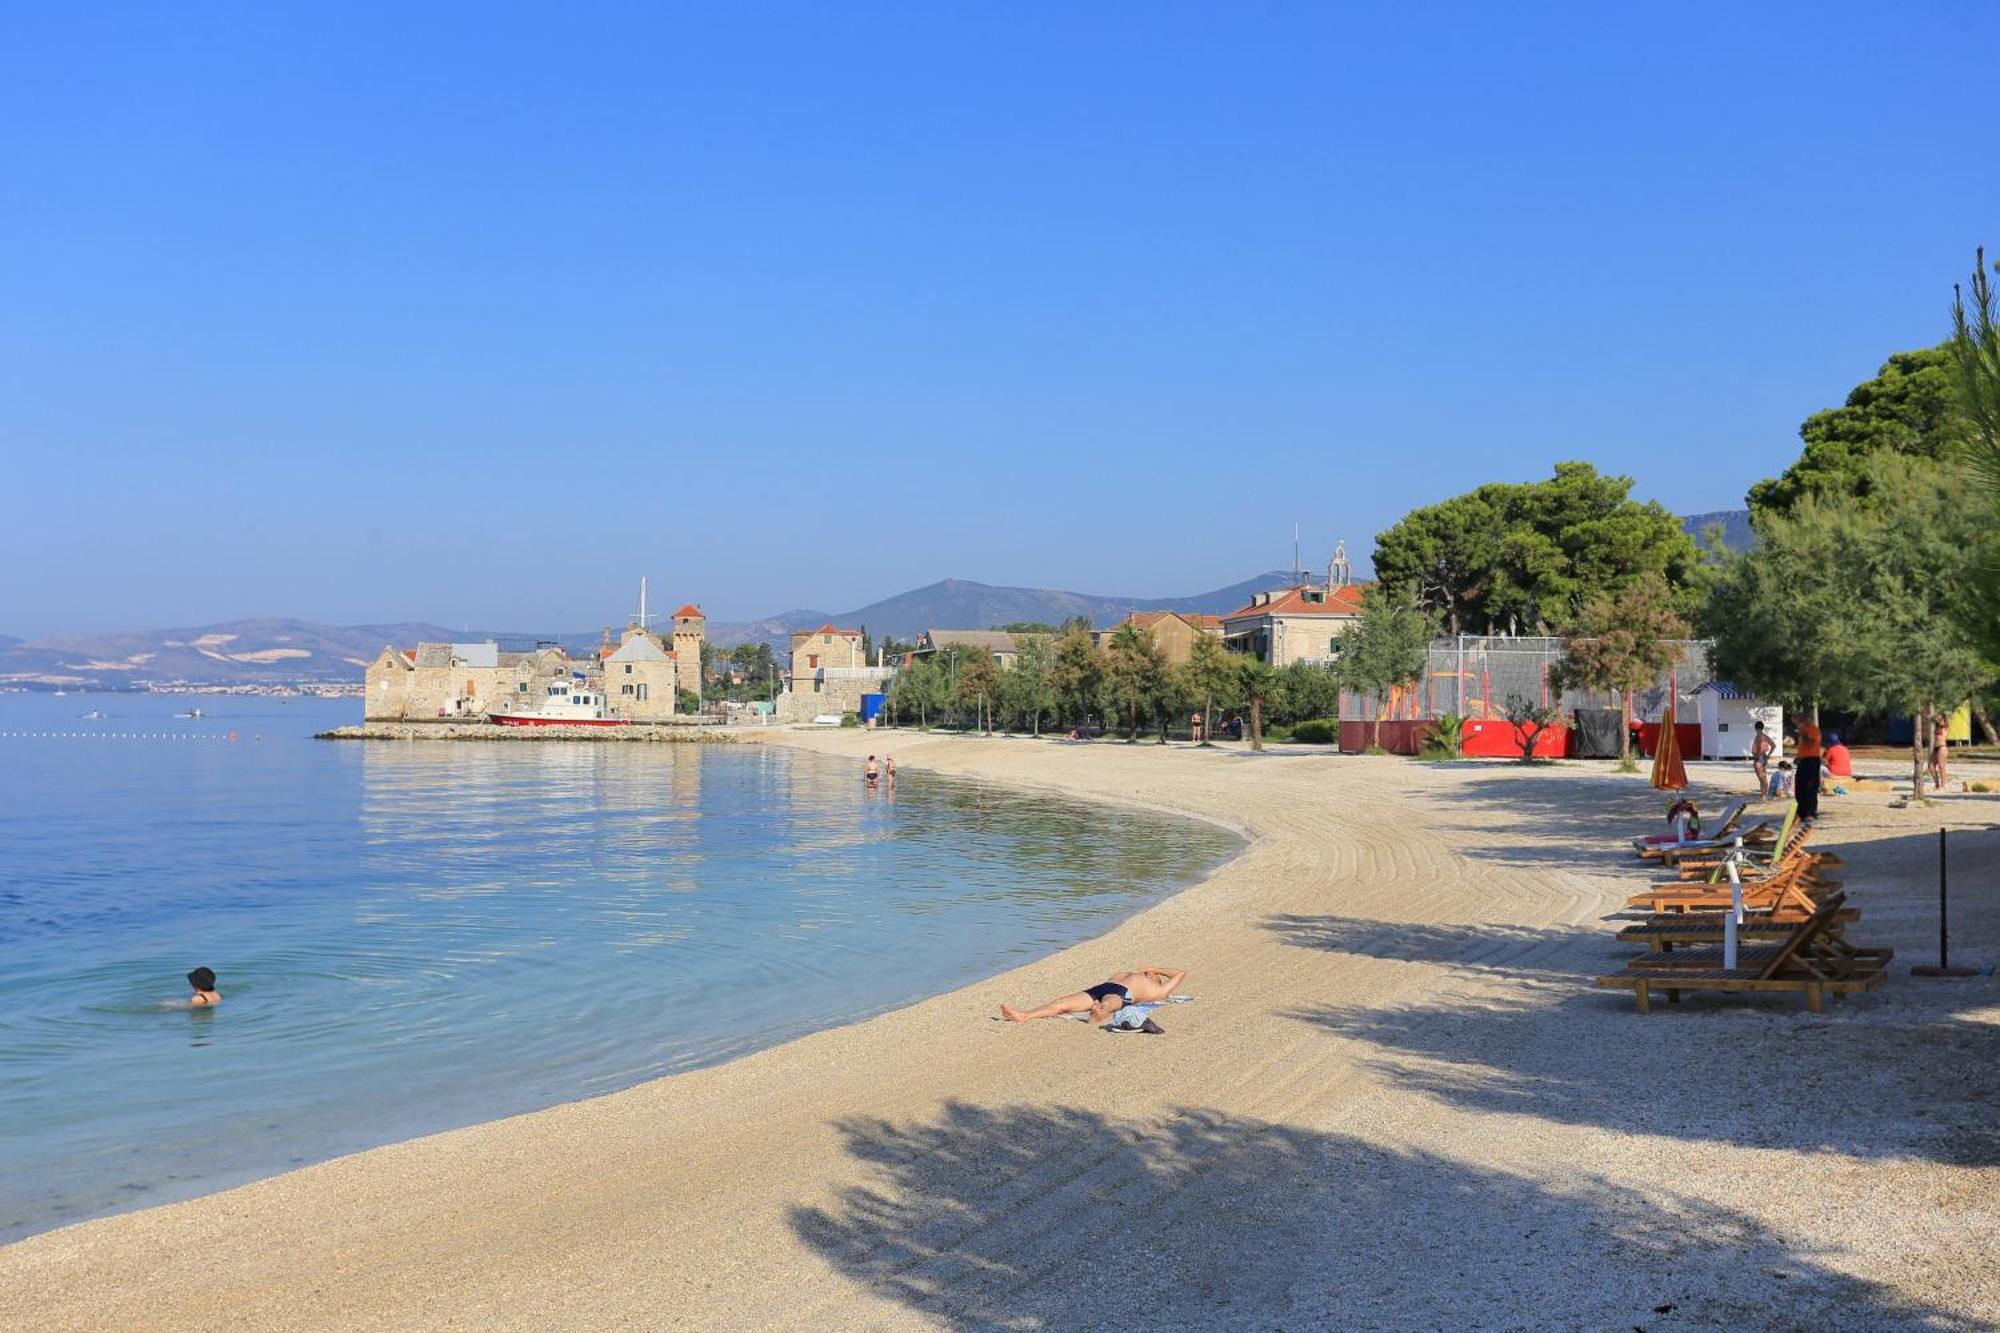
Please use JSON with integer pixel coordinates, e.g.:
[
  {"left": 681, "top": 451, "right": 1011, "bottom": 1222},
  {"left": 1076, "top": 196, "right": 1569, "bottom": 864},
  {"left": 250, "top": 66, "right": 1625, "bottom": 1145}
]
[{"left": 1692, "top": 681, "right": 1782, "bottom": 760}]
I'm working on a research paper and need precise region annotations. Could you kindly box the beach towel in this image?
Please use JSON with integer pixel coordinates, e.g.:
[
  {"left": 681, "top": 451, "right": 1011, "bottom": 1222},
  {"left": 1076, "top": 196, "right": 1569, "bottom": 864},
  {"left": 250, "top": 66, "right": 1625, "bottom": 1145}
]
[{"left": 1102, "top": 995, "right": 1193, "bottom": 1033}]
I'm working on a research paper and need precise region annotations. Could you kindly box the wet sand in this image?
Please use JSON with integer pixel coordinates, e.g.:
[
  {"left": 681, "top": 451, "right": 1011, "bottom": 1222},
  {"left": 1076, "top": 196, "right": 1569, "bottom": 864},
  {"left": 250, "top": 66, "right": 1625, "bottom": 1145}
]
[{"left": 3, "top": 731, "right": 1995, "bottom": 1330}]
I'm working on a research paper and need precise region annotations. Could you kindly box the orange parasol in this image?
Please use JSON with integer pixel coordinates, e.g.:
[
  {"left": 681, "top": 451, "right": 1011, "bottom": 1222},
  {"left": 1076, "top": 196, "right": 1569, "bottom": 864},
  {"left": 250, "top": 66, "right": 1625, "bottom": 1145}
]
[{"left": 1650, "top": 701, "right": 1688, "bottom": 790}]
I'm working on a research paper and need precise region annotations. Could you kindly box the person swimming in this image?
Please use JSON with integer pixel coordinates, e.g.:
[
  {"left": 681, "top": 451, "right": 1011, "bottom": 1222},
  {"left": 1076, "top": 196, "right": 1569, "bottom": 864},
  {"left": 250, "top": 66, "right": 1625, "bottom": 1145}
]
[
  {"left": 188, "top": 966, "right": 221, "bottom": 1007},
  {"left": 1000, "top": 965, "right": 1188, "bottom": 1024}
]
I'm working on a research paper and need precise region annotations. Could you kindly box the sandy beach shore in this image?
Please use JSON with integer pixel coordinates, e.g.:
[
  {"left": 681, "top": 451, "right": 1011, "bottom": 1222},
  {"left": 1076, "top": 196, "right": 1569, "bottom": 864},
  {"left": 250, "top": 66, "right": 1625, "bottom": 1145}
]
[{"left": 4, "top": 730, "right": 1996, "bottom": 1331}]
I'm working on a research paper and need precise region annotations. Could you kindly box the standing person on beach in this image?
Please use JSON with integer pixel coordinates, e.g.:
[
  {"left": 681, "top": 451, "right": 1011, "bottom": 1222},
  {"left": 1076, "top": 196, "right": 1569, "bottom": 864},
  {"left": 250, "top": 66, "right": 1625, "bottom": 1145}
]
[
  {"left": 1930, "top": 710, "right": 1951, "bottom": 791},
  {"left": 1751, "top": 720, "right": 1775, "bottom": 798},
  {"left": 884, "top": 755, "right": 896, "bottom": 783},
  {"left": 999, "top": 964, "right": 1188, "bottom": 1024},
  {"left": 1792, "top": 718, "right": 1822, "bottom": 821}
]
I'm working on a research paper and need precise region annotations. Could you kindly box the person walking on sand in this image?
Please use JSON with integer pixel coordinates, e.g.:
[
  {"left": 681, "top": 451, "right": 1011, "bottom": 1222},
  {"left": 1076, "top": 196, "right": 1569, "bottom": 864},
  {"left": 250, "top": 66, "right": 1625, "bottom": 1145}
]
[
  {"left": 1000, "top": 964, "right": 1188, "bottom": 1024},
  {"left": 1792, "top": 718, "right": 1822, "bottom": 822},
  {"left": 1751, "top": 720, "right": 1775, "bottom": 799}
]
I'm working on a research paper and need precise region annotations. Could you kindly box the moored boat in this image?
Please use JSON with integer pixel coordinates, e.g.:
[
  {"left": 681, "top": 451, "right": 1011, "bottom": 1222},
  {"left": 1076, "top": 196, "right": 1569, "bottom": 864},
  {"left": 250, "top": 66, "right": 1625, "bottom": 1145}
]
[{"left": 489, "top": 679, "right": 629, "bottom": 727}]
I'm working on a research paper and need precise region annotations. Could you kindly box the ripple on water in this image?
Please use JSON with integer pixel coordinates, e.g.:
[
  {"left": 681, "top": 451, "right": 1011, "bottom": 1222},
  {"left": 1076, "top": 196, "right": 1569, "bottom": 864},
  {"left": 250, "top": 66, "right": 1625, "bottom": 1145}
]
[{"left": 0, "top": 703, "right": 1239, "bottom": 1242}]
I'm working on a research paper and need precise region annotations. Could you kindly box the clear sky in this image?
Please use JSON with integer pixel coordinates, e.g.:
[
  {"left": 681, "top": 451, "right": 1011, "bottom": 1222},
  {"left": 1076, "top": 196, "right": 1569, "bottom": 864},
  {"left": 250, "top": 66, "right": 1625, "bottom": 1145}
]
[{"left": 3, "top": 3, "right": 1996, "bottom": 636}]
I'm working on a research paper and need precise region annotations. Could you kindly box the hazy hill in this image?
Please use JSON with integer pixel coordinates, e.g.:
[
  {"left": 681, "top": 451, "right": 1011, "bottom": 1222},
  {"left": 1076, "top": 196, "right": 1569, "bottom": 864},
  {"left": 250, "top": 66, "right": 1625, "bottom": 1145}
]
[
  {"left": 1682, "top": 509, "right": 1754, "bottom": 553},
  {"left": 703, "top": 571, "right": 1301, "bottom": 649}
]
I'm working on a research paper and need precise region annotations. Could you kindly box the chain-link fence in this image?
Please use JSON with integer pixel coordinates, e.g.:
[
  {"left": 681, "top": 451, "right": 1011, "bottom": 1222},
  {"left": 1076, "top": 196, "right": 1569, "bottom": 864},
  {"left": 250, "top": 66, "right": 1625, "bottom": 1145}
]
[{"left": 1339, "top": 636, "right": 1713, "bottom": 723}]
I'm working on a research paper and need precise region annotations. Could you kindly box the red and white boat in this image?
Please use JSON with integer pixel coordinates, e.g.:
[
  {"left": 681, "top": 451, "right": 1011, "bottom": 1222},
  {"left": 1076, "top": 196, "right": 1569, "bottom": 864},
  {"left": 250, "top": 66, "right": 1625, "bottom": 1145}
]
[{"left": 489, "top": 679, "right": 629, "bottom": 727}]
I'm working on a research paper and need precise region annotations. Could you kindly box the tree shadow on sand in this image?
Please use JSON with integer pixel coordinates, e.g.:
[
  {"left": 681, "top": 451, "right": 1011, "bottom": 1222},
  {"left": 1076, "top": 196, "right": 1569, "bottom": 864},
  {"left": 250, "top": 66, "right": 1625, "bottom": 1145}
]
[
  {"left": 790, "top": 1100, "right": 1984, "bottom": 1331},
  {"left": 1266, "top": 912, "right": 2000, "bottom": 1169}
]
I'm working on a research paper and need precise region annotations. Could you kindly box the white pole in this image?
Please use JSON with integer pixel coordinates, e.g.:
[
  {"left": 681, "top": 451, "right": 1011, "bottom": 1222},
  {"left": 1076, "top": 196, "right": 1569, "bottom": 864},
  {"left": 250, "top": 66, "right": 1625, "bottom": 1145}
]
[{"left": 1723, "top": 842, "right": 1744, "bottom": 970}]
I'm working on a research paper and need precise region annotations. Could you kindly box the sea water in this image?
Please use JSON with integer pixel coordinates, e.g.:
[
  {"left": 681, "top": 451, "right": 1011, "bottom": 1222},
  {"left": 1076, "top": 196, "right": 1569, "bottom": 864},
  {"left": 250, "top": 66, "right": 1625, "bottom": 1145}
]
[{"left": 0, "top": 695, "right": 1237, "bottom": 1244}]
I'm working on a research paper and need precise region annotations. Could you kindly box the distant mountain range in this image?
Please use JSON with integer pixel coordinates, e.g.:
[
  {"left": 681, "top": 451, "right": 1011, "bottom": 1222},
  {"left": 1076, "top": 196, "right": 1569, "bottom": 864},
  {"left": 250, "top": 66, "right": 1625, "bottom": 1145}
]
[
  {"left": 3, "top": 514, "right": 1753, "bottom": 689},
  {"left": 1682, "top": 509, "right": 1754, "bottom": 552},
  {"left": 0, "top": 572, "right": 1300, "bottom": 689}
]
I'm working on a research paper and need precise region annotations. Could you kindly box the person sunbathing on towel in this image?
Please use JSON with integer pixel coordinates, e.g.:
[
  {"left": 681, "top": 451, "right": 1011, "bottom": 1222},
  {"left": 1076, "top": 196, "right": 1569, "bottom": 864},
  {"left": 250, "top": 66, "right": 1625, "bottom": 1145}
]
[{"left": 1000, "top": 965, "right": 1188, "bottom": 1023}]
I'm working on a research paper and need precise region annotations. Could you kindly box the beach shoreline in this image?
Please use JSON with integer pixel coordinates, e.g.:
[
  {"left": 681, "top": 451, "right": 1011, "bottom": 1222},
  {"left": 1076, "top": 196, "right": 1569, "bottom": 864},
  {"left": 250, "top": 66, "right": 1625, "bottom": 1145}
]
[{"left": 4, "top": 729, "right": 1996, "bottom": 1330}]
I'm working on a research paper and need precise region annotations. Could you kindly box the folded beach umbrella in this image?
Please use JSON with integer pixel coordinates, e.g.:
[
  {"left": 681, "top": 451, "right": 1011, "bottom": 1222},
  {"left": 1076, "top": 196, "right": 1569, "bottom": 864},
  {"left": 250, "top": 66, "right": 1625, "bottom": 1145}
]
[{"left": 1651, "top": 701, "right": 1688, "bottom": 791}]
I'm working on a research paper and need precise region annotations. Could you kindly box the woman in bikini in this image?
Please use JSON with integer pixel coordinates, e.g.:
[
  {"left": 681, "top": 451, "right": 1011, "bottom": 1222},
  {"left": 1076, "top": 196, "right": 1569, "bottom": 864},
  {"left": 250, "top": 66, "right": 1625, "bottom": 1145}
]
[{"left": 999, "top": 965, "right": 1188, "bottom": 1024}]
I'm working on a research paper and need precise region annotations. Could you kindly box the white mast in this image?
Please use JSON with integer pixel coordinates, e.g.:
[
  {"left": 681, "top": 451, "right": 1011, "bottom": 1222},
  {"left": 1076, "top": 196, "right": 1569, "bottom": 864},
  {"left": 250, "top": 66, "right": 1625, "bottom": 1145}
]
[{"left": 637, "top": 576, "right": 650, "bottom": 629}]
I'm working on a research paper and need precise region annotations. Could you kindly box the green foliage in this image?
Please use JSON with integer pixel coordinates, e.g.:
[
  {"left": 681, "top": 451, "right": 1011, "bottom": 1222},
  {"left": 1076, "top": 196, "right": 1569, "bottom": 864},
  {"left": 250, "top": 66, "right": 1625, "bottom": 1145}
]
[
  {"left": 1748, "top": 346, "right": 1968, "bottom": 520},
  {"left": 838, "top": 711, "right": 860, "bottom": 728},
  {"left": 1950, "top": 247, "right": 2000, "bottom": 664},
  {"left": 1556, "top": 572, "right": 1689, "bottom": 763},
  {"left": 956, "top": 653, "right": 1001, "bottom": 733},
  {"left": 1335, "top": 587, "right": 1439, "bottom": 750},
  {"left": 993, "top": 621, "right": 1058, "bottom": 634},
  {"left": 998, "top": 633, "right": 1057, "bottom": 735},
  {"left": 889, "top": 655, "right": 949, "bottom": 727},
  {"left": 676, "top": 688, "right": 701, "bottom": 715},
  {"left": 1182, "top": 634, "right": 1243, "bottom": 744},
  {"left": 1237, "top": 657, "right": 1278, "bottom": 751},
  {"left": 1501, "top": 693, "right": 1563, "bottom": 763},
  {"left": 1289, "top": 719, "right": 1337, "bottom": 745},
  {"left": 1372, "top": 461, "right": 1696, "bottom": 634},
  {"left": 1050, "top": 627, "right": 1106, "bottom": 729},
  {"left": 1104, "top": 622, "right": 1165, "bottom": 741},
  {"left": 1273, "top": 661, "right": 1337, "bottom": 725},
  {"left": 1420, "top": 712, "right": 1464, "bottom": 760},
  {"left": 1706, "top": 458, "right": 1991, "bottom": 794}
]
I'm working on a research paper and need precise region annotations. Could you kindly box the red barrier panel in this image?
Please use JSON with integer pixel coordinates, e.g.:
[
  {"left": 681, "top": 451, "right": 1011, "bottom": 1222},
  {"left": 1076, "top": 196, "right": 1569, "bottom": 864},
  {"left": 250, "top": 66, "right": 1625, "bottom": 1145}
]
[
  {"left": 1338, "top": 719, "right": 1433, "bottom": 755},
  {"left": 1460, "top": 717, "right": 1570, "bottom": 758},
  {"left": 1634, "top": 722, "right": 1703, "bottom": 759}
]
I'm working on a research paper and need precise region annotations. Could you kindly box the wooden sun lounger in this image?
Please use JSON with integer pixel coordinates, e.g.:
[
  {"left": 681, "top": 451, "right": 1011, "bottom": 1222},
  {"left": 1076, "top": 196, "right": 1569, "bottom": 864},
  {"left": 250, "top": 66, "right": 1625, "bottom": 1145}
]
[
  {"left": 1597, "top": 894, "right": 1889, "bottom": 1014},
  {"left": 1636, "top": 819, "right": 1775, "bottom": 863},
  {"left": 1662, "top": 822, "right": 1820, "bottom": 882},
  {"left": 1631, "top": 800, "right": 1748, "bottom": 856},
  {"left": 1629, "top": 857, "right": 1828, "bottom": 917},
  {"left": 1618, "top": 940, "right": 1892, "bottom": 971},
  {"left": 1616, "top": 908, "right": 1860, "bottom": 953}
]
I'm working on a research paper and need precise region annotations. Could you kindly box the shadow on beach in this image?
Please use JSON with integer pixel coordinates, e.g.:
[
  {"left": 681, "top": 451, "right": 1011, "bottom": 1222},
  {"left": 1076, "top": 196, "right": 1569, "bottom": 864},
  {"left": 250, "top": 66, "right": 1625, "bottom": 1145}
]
[
  {"left": 790, "top": 1099, "right": 1984, "bottom": 1331},
  {"left": 1265, "top": 903, "right": 2000, "bottom": 1170}
]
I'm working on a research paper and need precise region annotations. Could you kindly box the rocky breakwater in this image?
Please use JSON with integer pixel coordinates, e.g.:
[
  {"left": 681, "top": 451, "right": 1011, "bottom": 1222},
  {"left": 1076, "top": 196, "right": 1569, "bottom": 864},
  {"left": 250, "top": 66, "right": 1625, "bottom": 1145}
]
[{"left": 318, "top": 721, "right": 733, "bottom": 743}]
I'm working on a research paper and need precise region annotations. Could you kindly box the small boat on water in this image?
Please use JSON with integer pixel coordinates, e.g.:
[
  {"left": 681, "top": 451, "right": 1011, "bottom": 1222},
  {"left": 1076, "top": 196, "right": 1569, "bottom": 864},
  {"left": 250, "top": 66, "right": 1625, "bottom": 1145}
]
[
  {"left": 489, "top": 679, "right": 629, "bottom": 728},
  {"left": 177, "top": 707, "right": 205, "bottom": 719},
  {"left": 80, "top": 709, "right": 108, "bottom": 719}
]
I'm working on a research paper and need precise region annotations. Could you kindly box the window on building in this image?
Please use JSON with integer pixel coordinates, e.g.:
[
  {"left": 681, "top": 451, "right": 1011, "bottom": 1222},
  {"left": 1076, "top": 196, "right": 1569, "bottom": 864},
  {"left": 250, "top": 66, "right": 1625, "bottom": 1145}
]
[
  {"left": 622, "top": 684, "right": 633, "bottom": 695},
  {"left": 518, "top": 682, "right": 529, "bottom": 692},
  {"left": 637, "top": 684, "right": 648, "bottom": 700},
  {"left": 624, "top": 664, "right": 633, "bottom": 674},
  {"left": 822, "top": 635, "right": 831, "bottom": 644}
]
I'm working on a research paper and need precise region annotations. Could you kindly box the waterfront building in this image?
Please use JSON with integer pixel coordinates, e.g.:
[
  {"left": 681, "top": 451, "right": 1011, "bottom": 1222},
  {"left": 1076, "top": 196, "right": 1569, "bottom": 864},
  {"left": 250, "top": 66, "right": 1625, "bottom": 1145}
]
[
  {"left": 781, "top": 624, "right": 892, "bottom": 719},
  {"left": 1093, "top": 611, "right": 1222, "bottom": 666},
  {"left": 1219, "top": 585, "right": 1365, "bottom": 667},
  {"left": 605, "top": 627, "right": 679, "bottom": 720},
  {"left": 913, "top": 629, "right": 1022, "bottom": 669},
  {"left": 364, "top": 642, "right": 571, "bottom": 721}
]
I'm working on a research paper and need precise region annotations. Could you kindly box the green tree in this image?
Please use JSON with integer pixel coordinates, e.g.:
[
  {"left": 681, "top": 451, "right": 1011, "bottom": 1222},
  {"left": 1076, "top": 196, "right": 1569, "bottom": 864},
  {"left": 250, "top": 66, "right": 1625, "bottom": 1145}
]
[
  {"left": 1373, "top": 462, "right": 1695, "bottom": 634},
  {"left": 1182, "top": 634, "right": 1242, "bottom": 746},
  {"left": 995, "top": 621, "right": 1058, "bottom": 635},
  {"left": 1001, "top": 634, "right": 1056, "bottom": 736},
  {"left": 1708, "top": 459, "right": 1989, "bottom": 797},
  {"left": 1237, "top": 657, "right": 1278, "bottom": 752},
  {"left": 1050, "top": 626, "right": 1105, "bottom": 730},
  {"left": 1950, "top": 247, "right": 2000, "bottom": 668},
  {"left": 889, "top": 655, "right": 947, "bottom": 728},
  {"left": 1104, "top": 623, "right": 1164, "bottom": 742},
  {"left": 957, "top": 653, "right": 1000, "bottom": 735},
  {"left": 1275, "top": 660, "right": 1337, "bottom": 725},
  {"left": 1748, "top": 346, "right": 1969, "bottom": 519},
  {"left": 1335, "top": 589, "right": 1438, "bottom": 751},
  {"left": 1556, "top": 572, "right": 1690, "bottom": 766},
  {"left": 1152, "top": 659, "right": 1194, "bottom": 744},
  {"left": 1502, "top": 694, "right": 1563, "bottom": 763}
]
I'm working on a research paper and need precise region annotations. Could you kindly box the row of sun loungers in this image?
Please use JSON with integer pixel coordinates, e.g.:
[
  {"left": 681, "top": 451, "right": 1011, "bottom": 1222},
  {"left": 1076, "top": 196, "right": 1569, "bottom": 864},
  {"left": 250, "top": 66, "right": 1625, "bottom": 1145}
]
[{"left": 1600, "top": 804, "right": 1890, "bottom": 1014}]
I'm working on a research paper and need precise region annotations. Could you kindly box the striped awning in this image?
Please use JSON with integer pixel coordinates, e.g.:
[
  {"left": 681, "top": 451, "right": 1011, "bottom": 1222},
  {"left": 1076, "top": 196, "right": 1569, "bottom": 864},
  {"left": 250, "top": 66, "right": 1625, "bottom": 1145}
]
[{"left": 1691, "top": 680, "right": 1753, "bottom": 699}]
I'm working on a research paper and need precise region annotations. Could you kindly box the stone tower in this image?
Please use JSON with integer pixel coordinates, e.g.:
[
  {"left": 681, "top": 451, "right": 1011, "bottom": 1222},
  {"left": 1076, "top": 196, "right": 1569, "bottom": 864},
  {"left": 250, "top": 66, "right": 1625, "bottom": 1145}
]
[
  {"left": 1327, "top": 540, "right": 1352, "bottom": 590},
  {"left": 671, "top": 604, "right": 706, "bottom": 701}
]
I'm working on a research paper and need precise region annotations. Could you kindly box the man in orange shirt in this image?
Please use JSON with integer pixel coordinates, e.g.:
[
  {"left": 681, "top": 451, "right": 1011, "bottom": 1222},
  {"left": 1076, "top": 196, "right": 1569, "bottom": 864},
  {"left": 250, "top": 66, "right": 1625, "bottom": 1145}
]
[{"left": 1792, "top": 719, "right": 1822, "bottom": 821}]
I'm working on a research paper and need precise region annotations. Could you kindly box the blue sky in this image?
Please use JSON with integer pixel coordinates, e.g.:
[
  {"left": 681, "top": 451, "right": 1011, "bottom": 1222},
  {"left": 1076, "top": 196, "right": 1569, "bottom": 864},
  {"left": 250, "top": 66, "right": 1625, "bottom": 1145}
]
[{"left": 3, "top": 3, "right": 1995, "bottom": 636}]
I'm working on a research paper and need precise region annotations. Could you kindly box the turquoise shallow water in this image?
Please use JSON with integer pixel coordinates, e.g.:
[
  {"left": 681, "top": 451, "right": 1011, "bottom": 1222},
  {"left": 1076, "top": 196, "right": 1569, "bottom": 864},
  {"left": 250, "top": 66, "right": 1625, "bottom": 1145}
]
[{"left": 0, "top": 695, "right": 1237, "bottom": 1244}]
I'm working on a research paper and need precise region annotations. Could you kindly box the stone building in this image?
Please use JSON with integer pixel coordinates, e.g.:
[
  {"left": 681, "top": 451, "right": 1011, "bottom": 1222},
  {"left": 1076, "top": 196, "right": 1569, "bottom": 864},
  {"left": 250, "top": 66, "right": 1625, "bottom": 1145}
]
[
  {"left": 781, "top": 624, "right": 891, "bottom": 719},
  {"left": 363, "top": 642, "right": 571, "bottom": 721},
  {"left": 604, "top": 626, "right": 679, "bottom": 720},
  {"left": 1094, "top": 611, "right": 1222, "bottom": 666},
  {"left": 1219, "top": 585, "right": 1366, "bottom": 667},
  {"left": 670, "top": 605, "right": 706, "bottom": 700}
]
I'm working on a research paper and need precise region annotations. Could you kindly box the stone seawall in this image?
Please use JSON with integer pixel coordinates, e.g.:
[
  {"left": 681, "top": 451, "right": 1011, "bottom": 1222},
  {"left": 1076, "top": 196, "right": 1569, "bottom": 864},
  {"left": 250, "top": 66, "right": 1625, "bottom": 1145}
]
[{"left": 318, "top": 722, "right": 733, "bottom": 743}]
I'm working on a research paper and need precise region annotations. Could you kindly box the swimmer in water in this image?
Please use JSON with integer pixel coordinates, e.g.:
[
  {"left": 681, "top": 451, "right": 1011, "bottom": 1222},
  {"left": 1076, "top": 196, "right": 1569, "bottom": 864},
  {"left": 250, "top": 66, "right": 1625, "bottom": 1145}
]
[
  {"left": 865, "top": 755, "right": 880, "bottom": 787},
  {"left": 188, "top": 966, "right": 221, "bottom": 1007}
]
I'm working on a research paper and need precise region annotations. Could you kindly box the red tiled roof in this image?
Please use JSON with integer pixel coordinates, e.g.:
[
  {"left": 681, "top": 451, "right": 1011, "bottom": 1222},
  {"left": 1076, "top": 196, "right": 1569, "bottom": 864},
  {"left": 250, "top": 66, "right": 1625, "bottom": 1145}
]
[
  {"left": 674, "top": 604, "right": 704, "bottom": 619},
  {"left": 401, "top": 650, "right": 416, "bottom": 663},
  {"left": 1221, "top": 584, "right": 1369, "bottom": 620}
]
